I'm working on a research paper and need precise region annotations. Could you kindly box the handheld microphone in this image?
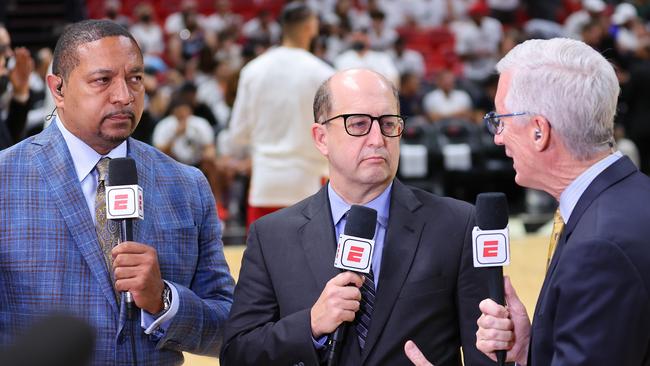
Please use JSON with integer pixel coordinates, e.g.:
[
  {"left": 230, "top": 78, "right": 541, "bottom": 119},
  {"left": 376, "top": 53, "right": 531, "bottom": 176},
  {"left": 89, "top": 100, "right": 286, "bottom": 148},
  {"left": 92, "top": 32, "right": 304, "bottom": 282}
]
[
  {"left": 107, "top": 157, "right": 144, "bottom": 319},
  {"left": 473, "top": 192, "right": 510, "bottom": 366},
  {"left": 328, "top": 205, "right": 378, "bottom": 366}
]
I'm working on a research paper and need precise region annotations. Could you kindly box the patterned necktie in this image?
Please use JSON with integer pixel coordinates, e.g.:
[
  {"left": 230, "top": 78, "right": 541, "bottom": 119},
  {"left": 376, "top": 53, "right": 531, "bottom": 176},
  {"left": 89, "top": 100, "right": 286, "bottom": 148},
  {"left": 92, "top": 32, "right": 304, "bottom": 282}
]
[
  {"left": 355, "top": 265, "right": 376, "bottom": 349},
  {"left": 546, "top": 208, "right": 565, "bottom": 270},
  {"left": 95, "top": 157, "right": 120, "bottom": 292}
]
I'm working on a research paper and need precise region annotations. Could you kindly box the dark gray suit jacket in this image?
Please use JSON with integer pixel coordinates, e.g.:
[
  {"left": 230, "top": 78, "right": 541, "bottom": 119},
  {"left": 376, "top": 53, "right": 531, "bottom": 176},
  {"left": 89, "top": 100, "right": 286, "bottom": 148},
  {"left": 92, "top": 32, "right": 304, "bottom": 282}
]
[
  {"left": 529, "top": 156, "right": 650, "bottom": 365},
  {"left": 221, "top": 180, "right": 492, "bottom": 365}
]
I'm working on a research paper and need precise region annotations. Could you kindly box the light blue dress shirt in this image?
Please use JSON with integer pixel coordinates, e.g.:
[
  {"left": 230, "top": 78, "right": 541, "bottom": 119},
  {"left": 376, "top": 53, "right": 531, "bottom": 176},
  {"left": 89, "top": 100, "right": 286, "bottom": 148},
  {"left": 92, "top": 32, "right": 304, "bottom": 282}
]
[{"left": 55, "top": 117, "right": 178, "bottom": 334}]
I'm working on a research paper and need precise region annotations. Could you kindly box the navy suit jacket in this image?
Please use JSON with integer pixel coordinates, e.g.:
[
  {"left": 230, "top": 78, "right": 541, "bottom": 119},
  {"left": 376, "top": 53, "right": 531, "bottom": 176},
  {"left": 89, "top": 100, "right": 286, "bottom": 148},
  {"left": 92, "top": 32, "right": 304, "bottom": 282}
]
[
  {"left": 0, "top": 123, "right": 234, "bottom": 365},
  {"left": 221, "top": 180, "right": 492, "bottom": 365},
  {"left": 529, "top": 156, "right": 650, "bottom": 365}
]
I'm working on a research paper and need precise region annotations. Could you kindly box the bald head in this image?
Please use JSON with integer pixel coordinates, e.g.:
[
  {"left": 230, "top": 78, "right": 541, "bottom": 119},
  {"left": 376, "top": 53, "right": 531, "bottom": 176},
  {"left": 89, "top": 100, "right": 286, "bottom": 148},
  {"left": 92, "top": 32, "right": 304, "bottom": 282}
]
[{"left": 313, "top": 69, "right": 400, "bottom": 123}]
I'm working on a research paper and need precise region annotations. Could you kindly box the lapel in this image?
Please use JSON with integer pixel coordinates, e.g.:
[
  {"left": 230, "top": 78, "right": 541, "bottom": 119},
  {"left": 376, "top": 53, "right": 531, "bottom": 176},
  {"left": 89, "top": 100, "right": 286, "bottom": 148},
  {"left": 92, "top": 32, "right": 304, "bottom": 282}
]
[
  {"left": 530, "top": 156, "right": 637, "bottom": 362},
  {"left": 361, "top": 180, "right": 425, "bottom": 362},
  {"left": 544, "top": 156, "right": 636, "bottom": 281},
  {"left": 127, "top": 138, "right": 154, "bottom": 244},
  {"left": 31, "top": 123, "right": 119, "bottom": 313},
  {"left": 300, "top": 185, "right": 340, "bottom": 291}
]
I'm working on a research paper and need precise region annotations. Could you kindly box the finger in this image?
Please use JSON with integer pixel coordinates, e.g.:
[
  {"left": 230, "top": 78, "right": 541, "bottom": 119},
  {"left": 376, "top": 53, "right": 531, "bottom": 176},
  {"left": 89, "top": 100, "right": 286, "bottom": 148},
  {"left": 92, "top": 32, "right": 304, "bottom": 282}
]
[
  {"left": 404, "top": 340, "right": 433, "bottom": 366},
  {"left": 504, "top": 276, "right": 527, "bottom": 314},
  {"left": 112, "top": 242, "right": 152, "bottom": 257},
  {"left": 337, "top": 286, "right": 362, "bottom": 301},
  {"left": 479, "top": 298, "right": 509, "bottom": 318},
  {"left": 477, "top": 313, "right": 514, "bottom": 331},
  {"left": 476, "top": 327, "right": 514, "bottom": 343},
  {"left": 113, "top": 265, "right": 140, "bottom": 280},
  {"left": 476, "top": 337, "right": 513, "bottom": 355},
  {"left": 331, "top": 271, "right": 364, "bottom": 287},
  {"left": 112, "top": 252, "right": 148, "bottom": 267}
]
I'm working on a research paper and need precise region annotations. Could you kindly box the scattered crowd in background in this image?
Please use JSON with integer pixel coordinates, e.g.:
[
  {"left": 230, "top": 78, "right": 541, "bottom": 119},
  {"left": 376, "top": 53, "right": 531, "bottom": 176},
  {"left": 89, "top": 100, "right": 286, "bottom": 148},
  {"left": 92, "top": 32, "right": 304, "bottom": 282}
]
[{"left": 2, "top": 0, "right": 650, "bottom": 234}]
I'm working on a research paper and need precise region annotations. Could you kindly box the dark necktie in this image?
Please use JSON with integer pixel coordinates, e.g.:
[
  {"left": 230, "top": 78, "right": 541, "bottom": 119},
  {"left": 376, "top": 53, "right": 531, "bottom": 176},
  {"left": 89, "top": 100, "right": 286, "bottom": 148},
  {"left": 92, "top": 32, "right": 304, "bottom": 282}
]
[
  {"left": 355, "top": 263, "right": 376, "bottom": 349},
  {"left": 94, "top": 157, "right": 120, "bottom": 297}
]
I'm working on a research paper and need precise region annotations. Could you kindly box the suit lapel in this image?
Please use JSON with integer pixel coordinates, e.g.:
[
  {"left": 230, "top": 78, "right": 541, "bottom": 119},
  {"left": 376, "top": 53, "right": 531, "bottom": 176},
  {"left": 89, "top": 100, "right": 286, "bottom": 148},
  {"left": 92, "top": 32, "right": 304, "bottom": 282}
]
[
  {"left": 31, "top": 124, "right": 119, "bottom": 313},
  {"left": 300, "top": 186, "right": 340, "bottom": 291},
  {"left": 127, "top": 138, "right": 153, "bottom": 244},
  {"left": 361, "top": 180, "right": 424, "bottom": 361}
]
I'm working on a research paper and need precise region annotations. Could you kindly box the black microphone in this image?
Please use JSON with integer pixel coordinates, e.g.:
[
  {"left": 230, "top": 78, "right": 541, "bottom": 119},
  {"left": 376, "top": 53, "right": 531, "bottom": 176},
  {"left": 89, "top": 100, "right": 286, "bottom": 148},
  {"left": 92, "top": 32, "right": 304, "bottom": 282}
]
[
  {"left": 328, "top": 205, "right": 378, "bottom": 366},
  {"left": 475, "top": 192, "right": 509, "bottom": 366},
  {"left": 0, "top": 314, "right": 95, "bottom": 366},
  {"left": 107, "top": 157, "right": 143, "bottom": 319}
]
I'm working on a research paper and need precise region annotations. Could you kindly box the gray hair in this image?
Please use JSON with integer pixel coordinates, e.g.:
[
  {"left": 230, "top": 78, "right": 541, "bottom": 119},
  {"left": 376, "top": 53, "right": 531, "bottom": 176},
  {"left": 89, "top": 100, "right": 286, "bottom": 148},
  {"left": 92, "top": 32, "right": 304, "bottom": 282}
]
[{"left": 496, "top": 38, "right": 618, "bottom": 160}]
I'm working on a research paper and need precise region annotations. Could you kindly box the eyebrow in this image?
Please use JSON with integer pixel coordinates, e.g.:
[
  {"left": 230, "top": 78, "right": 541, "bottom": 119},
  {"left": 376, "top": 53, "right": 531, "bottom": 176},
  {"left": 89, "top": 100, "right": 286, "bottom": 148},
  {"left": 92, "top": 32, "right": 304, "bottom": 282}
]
[{"left": 86, "top": 66, "right": 145, "bottom": 77}]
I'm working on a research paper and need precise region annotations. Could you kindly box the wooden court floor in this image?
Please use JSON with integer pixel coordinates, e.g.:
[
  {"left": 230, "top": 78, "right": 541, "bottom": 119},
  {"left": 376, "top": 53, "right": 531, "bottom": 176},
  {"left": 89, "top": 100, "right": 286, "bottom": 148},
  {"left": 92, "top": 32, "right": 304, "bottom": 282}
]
[{"left": 184, "top": 235, "right": 550, "bottom": 365}]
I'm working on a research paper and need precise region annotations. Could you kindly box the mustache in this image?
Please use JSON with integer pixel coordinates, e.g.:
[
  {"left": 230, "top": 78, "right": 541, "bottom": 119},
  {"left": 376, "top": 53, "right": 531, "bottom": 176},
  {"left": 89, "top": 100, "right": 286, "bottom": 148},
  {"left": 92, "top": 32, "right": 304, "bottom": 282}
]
[{"left": 102, "top": 109, "right": 136, "bottom": 121}]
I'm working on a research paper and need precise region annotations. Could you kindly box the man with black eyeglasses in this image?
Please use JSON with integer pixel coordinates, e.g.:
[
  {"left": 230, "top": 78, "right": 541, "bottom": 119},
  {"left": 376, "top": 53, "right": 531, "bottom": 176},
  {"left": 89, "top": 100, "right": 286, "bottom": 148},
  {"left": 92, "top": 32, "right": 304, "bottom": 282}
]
[{"left": 221, "top": 68, "right": 492, "bottom": 366}]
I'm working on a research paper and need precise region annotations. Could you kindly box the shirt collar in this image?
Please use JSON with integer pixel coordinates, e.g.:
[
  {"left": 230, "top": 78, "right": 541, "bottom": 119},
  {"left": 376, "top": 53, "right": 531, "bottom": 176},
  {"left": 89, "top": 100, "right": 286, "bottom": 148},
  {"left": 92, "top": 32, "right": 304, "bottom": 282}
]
[
  {"left": 55, "top": 115, "right": 128, "bottom": 182},
  {"left": 558, "top": 151, "right": 622, "bottom": 223},
  {"left": 327, "top": 182, "right": 392, "bottom": 228}
]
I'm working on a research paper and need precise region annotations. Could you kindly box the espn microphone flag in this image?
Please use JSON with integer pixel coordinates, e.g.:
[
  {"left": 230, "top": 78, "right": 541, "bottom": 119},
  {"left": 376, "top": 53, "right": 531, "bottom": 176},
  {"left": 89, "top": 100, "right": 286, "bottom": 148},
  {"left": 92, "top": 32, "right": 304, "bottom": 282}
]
[
  {"left": 106, "top": 159, "right": 143, "bottom": 220},
  {"left": 472, "top": 194, "right": 510, "bottom": 268},
  {"left": 333, "top": 205, "right": 377, "bottom": 274}
]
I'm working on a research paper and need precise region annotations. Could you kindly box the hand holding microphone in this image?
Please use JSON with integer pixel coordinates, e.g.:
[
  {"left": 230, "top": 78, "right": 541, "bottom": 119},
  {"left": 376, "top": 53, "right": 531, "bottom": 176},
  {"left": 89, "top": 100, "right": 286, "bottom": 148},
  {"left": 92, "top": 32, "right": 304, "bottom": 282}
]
[
  {"left": 106, "top": 158, "right": 165, "bottom": 317},
  {"left": 310, "top": 271, "right": 364, "bottom": 338}
]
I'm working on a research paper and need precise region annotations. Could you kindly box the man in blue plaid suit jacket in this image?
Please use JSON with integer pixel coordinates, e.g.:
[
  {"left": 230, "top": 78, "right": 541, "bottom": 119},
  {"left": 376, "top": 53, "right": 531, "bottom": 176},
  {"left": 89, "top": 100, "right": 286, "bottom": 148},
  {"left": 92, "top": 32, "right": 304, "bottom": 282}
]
[{"left": 0, "top": 20, "right": 234, "bottom": 365}]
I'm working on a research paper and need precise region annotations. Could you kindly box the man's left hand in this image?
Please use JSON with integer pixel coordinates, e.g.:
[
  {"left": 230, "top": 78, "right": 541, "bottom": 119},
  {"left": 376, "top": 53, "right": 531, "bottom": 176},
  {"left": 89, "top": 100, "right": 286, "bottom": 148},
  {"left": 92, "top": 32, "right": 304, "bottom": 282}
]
[{"left": 112, "top": 242, "right": 165, "bottom": 314}]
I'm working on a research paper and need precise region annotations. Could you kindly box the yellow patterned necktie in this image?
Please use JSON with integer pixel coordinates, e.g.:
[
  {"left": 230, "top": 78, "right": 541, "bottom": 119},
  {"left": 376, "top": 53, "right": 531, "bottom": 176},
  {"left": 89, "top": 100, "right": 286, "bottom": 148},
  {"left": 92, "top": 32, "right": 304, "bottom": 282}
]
[
  {"left": 94, "top": 157, "right": 120, "bottom": 297},
  {"left": 546, "top": 208, "right": 565, "bottom": 270}
]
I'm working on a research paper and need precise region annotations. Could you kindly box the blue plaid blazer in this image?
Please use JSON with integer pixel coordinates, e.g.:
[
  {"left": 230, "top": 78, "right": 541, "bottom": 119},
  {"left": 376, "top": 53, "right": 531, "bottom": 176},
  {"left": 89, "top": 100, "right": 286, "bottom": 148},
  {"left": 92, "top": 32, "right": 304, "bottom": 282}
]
[{"left": 0, "top": 122, "right": 234, "bottom": 365}]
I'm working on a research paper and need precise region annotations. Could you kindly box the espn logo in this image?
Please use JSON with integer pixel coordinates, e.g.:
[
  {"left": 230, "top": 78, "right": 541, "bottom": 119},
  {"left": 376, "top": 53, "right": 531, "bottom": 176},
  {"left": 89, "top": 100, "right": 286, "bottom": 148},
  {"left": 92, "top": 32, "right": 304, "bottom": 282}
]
[
  {"left": 334, "top": 234, "right": 374, "bottom": 273},
  {"left": 472, "top": 227, "right": 510, "bottom": 267},
  {"left": 106, "top": 184, "right": 144, "bottom": 220}
]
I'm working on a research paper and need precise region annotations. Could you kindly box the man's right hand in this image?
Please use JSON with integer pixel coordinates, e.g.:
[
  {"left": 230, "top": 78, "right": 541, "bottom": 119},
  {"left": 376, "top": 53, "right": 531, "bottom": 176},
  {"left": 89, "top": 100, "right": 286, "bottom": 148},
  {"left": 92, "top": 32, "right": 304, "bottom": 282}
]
[
  {"left": 476, "top": 276, "right": 531, "bottom": 365},
  {"left": 310, "top": 271, "right": 364, "bottom": 338}
]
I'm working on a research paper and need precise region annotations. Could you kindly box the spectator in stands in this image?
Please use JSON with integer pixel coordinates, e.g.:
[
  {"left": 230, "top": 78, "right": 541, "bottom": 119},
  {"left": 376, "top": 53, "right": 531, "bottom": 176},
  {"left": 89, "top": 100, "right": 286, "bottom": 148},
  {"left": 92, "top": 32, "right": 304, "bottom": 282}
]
[
  {"left": 487, "top": 0, "right": 520, "bottom": 27},
  {"left": 215, "top": 30, "right": 243, "bottom": 72},
  {"left": 0, "top": 24, "right": 33, "bottom": 150},
  {"left": 218, "top": 3, "right": 334, "bottom": 227},
  {"left": 241, "top": 9, "right": 281, "bottom": 45},
  {"left": 129, "top": 3, "right": 165, "bottom": 57},
  {"left": 612, "top": 2, "right": 649, "bottom": 56},
  {"left": 564, "top": 0, "right": 607, "bottom": 40},
  {"left": 423, "top": 68, "right": 473, "bottom": 123},
  {"left": 164, "top": 0, "right": 205, "bottom": 36},
  {"left": 203, "top": 0, "right": 243, "bottom": 34},
  {"left": 178, "top": 80, "right": 218, "bottom": 127},
  {"left": 388, "top": 36, "right": 426, "bottom": 78},
  {"left": 398, "top": 72, "right": 425, "bottom": 121},
  {"left": 153, "top": 97, "right": 216, "bottom": 168},
  {"left": 102, "top": 0, "right": 130, "bottom": 29},
  {"left": 167, "top": 6, "right": 215, "bottom": 69},
  {"left": 334, "top": 28, "right": 399, "bottom": 86},
  {"left": 367, "top": 9, "right": 398, "bottom": 51},
  {"left": 403, "top": 0, "right": 467, "bottom": 28},
  {"left": 451, "top": 1, "right": 503, "bottom": 85}
]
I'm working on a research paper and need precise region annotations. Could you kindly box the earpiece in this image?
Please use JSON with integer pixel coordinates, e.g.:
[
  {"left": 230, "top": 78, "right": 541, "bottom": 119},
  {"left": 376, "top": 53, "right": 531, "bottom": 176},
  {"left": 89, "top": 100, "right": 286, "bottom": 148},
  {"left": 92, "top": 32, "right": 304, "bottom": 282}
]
[
  {"left": 535, "top": 130, "right": 542, "bottom": 140},
  {"left": 56, "top": 83, "right": 63, "bottom": 96}
]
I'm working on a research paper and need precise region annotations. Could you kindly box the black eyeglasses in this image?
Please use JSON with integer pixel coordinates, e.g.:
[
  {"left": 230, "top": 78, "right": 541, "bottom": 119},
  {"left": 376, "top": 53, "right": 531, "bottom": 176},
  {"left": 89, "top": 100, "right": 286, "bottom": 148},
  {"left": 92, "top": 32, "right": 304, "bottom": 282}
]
[
  {"left": 320, "top": 113, "right": 405, "bottom": 137},
  {"left": 483, "top": 111, "right": 528, "bottom": 135}
]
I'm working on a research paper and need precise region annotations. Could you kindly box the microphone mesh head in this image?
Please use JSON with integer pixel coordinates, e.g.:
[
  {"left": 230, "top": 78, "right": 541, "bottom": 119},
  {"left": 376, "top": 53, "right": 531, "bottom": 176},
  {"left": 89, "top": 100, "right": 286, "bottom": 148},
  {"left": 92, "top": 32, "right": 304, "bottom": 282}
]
[
  {"left": 344, "top": 205, "right": 377, "bottom": 239},
  {"left": 108, "top": 157, "right": 138, "bottom": 186},
  {"left": 475, "top": 192, "right": 509, "bottom": 230}
]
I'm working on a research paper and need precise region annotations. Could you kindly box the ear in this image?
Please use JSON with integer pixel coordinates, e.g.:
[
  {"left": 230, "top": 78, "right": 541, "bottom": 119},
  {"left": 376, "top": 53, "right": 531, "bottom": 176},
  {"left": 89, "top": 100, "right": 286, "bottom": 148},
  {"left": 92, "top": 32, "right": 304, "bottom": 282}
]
[
  {"left": 531, "top": 115, "right": 551, "bottom": 152},
  {"left": 46, "top": 74, "right": 65, "bottom": 106},
  {"left": 312, "top": 122, "right": 329, "bottom": 156}
]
